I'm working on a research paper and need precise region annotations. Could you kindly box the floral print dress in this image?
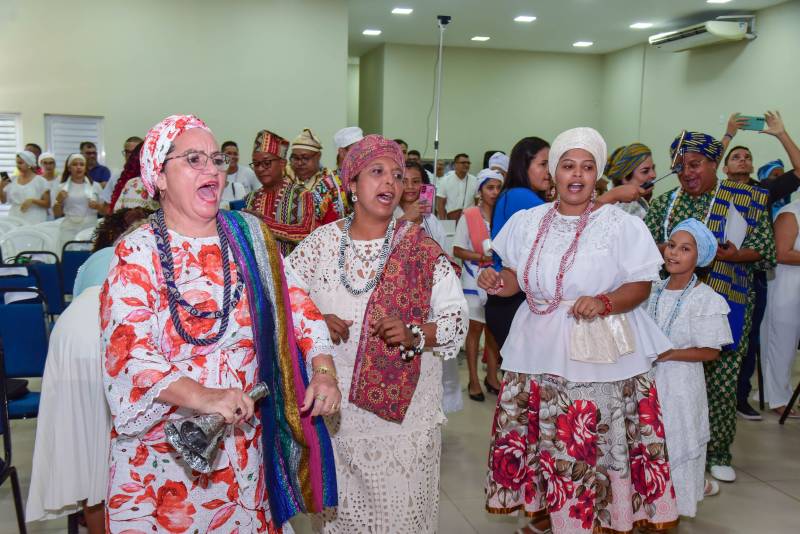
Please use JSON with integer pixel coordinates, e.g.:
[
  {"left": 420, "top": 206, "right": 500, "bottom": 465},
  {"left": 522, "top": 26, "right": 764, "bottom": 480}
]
[{"left": 101, "top": 224, "right": 331, "bottom": 533}]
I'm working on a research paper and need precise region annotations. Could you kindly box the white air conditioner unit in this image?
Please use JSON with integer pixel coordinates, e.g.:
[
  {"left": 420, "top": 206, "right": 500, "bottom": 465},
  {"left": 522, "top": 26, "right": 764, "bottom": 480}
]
[{"left": 649, "top": 20, "right": 755, "bottom": 52}]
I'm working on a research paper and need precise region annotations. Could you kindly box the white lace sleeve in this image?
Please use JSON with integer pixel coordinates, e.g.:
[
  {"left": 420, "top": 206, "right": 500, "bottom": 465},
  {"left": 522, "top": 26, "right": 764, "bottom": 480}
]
[
  {"left": 285, "top": 224, "right": 334, "bottom": 289},
  {"left": 430, "top": 255, "right": 468, "bottom": 360}
]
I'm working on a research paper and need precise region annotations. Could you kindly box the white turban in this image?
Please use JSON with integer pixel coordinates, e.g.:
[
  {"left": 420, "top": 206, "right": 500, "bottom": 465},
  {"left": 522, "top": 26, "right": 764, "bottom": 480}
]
[
  {"left": 488, "top": 152, "right": 509, "bottom": 173},
  {"left": 477, "top": 168, "right": 504, "bottom": 190},
  {"left": 38, "top": 151, "right": 56, "bottom": 164},
  {"left": 548, "top": 127, "right": 607, "bottom": 181},
  {"left": 17, "top": 150, "right": 37, "bottom": 168},
  {"left": 333, "top": 126, "right": 364, "bottom": 149}
]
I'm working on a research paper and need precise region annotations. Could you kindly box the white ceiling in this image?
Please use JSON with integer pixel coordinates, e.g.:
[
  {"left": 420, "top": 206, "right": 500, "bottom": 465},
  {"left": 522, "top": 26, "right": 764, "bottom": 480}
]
[{"left": 348, "top": 0, "right": 787, "bottom": 56}]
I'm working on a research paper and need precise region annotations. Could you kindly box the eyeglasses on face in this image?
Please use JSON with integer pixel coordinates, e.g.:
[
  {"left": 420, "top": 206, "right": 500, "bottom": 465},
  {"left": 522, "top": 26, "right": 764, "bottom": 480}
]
[
  {"left": 249, "top": 158, "right": 282, "bottom": 170},
  {"left": 455, "top": 160, "right": 471, "bottom": 166},
  {"left": 163, "top": 150, "right": 230, "bottom": 171}
]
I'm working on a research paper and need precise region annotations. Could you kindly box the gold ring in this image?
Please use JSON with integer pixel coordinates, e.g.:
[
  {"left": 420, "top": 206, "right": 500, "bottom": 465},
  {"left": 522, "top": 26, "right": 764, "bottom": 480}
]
[
  {"left": 315, "top": 394, "right": 327, "bottom": 402},
  {"left": 331, "top": 403, "right": 339, "bottom": 411}
]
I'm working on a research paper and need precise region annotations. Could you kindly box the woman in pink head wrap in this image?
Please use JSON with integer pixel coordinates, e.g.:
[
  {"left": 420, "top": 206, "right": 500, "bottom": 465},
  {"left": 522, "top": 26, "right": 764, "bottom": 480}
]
[
  {"left": 285, "top": 135, "right": 468, "bottom": 532},
  {"left": 100, "top": 114, "right": 341, "bottom": 533}
]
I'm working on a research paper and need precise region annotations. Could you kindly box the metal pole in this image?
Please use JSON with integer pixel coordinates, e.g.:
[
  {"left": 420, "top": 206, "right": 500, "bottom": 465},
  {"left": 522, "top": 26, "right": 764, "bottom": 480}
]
[{"left": 432, "top": 18, "right": 449, "bottom": 179}]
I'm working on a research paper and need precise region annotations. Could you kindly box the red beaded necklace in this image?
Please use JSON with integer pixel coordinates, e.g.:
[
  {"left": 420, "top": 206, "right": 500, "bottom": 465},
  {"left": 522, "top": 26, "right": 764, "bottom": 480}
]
[{"left": 522, "top": 199, "right": 595, "bottom": 315}]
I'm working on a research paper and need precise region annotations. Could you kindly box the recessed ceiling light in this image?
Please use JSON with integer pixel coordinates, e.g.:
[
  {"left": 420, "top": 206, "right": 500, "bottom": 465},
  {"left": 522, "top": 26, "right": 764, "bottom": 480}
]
[
  {"left": 514, "top": 15, "right": 537, "bottom": 23},
  {"left": 707, "top": 0, "right": 732, "bottom": 4},
  {"left": 630, "top": 22, "right": 654, "bottom": 30},
  {"left": 471, "top": 36, "right": 491, "bottom": 42},
  {"left": 391, "top": 7, "right": 413, "bottom": 15},
  {"left": 573, "top": 41, "right": 594, "bottom": 47},
  {"left": 363, "top": 29, "right": 382, "bottom": 36}
]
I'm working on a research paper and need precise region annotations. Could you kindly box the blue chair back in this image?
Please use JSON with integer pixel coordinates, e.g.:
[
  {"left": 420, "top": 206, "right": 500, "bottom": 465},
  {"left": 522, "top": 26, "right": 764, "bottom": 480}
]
[
  {"left": 0, "top": 288, "right": 49, "bottom": 379},
  {"left": 0, "top": 265, "right": 39, "bottom": 291},
  {"left": 61, "top": 241, "right": 93, "bottom": 297},
  {"left": 14, "top": 251, "right": 65, "bottom": 315},
  {"left": 229, "top": 199, "right": 246, "bottom": 211}
]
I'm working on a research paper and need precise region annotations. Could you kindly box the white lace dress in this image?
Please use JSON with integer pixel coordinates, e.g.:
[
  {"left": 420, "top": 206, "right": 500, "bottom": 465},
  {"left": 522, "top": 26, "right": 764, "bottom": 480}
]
[
  {"left": 647, "top": 281, "right": 732, "bottom": 517},
  {"left": 286, "top": 222, "right": 467, "bottom": 534}
]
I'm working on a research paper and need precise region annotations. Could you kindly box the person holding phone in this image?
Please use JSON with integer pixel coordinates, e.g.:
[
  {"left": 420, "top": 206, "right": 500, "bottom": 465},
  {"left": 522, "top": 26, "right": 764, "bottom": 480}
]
[
  {"left": 453, "top": 169, "right": 504, "bottom": 401},
  {"left": 396, "top": 160, "right": 447, "bottom": 249},
  {"left": 0, "top": 150, "right": 50, "bottom": 223}
]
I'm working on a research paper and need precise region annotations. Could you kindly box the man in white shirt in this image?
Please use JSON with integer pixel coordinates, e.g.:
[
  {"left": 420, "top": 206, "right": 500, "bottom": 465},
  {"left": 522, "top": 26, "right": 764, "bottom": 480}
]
[
  {"left": 334, "top": 126, "right": 363, "bottom": 170},
  {"left": 436, "top": 153, "right": 477, "bottom": 220},
  {"left": 222, "top": 140, "right": 260, "bottom": 193}
]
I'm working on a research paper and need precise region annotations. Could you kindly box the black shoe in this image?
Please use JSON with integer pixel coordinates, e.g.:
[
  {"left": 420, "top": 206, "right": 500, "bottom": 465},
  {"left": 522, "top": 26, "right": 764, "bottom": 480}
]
[
  {"left": 736, "top": 401, "right": 763, "bottom": 421},
  {"left": 468, "top": 383, "right": 485, "bottom": 402},
  {"left": 484, "top": 377, "right": 501, "bottom": 395}
]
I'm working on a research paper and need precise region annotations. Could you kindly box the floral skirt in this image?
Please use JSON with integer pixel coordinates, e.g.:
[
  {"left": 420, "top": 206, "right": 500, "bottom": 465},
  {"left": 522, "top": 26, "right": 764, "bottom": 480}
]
[{"left": 485, "top": 371, "right": 679, "bottom": 533}]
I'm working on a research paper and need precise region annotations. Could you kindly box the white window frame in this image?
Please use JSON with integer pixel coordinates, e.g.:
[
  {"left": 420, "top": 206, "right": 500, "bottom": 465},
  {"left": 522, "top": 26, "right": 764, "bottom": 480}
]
[
  {"left": 44, "top": 114, "right": 106, "bottom": 168},
  {"left": 0, "top": 112, "right": 23, "bottom": 173}
]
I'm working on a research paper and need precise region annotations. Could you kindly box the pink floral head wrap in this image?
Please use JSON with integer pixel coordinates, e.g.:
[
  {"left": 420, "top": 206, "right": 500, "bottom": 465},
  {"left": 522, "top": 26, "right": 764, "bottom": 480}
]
[
  {"left": 340, "top": 134, "right": 405, "bottom": 189},
  {"left": 140, "top": 114, "right": 211, "bottom": 197}
]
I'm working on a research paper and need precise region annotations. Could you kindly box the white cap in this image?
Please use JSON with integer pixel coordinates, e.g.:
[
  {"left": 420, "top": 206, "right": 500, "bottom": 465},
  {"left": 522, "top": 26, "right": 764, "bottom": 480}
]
[
  {"left": 477, "top": 168, "right": 504, "bottom": 190},
  {"left": 333, "top": 126, "right": 364, "bottom": 149},
  {"left": 488, "top": 152, "right": 509, "bottom": 173}
]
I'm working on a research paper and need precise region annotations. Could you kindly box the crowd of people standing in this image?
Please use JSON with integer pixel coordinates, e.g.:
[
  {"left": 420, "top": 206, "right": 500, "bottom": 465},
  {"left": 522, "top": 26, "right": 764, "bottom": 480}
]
[{"left": 14, "top": 108, "right": 800, "bottom": 534}]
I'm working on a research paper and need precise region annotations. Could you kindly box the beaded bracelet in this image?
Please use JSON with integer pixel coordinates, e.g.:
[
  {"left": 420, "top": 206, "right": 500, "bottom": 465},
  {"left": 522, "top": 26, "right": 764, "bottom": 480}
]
[
  {"left": 401, "top": 324, "right": 425, "bottom": 362},
  {"left": 596, "top": 294, "right": 613, "bottom": 316}
]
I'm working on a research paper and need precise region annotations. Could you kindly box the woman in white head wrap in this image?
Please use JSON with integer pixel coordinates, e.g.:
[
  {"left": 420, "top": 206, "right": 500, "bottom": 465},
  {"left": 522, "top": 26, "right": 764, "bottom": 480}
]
[
  {"left": 479, "top": 127, "right": 680, "bottom": 533},
  {"left": 0, "top": 150, "right": 51, "bottom": 223},
  {"left": 53, "top": 153, "right": 104, "bottom": 246}
]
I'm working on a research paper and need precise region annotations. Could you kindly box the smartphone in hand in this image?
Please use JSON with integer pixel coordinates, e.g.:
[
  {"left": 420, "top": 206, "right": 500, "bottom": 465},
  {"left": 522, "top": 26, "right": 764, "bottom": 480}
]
[
  {"left": 419, "top": 184, "right": 435, "bottom": 215},
  {"left": 740, "top": 115, "right": 765, "bottom": 131},
  {"left": 0, "top": 171, "right": 10, "bottom": 182}
]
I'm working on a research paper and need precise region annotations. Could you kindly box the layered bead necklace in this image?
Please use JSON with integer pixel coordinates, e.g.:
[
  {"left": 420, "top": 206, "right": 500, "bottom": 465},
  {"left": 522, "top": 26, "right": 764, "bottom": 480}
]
[
  {"left": 522, "top": 200, "right": 594, "bottom": 315},
  {"left": 338, "top": 214, "right": 396, "bottom": 296},
  {"left": 647, "top": 274, "right": 698, "bottom": 337},
  {"left": 151, "top": 209, "right": 244, "bottom": 346}
]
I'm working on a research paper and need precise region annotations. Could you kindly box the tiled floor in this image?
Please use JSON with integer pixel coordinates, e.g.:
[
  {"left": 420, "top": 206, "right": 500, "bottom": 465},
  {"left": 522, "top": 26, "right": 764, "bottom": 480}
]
[{"left": 3, "top": 361, "right": 800, "bottom": 533}]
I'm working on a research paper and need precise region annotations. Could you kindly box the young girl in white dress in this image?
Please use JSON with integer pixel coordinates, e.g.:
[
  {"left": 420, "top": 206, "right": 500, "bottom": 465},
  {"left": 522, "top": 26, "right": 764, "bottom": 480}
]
[{"left": 646, "top": 218, "right": 732, "bottom": 517}]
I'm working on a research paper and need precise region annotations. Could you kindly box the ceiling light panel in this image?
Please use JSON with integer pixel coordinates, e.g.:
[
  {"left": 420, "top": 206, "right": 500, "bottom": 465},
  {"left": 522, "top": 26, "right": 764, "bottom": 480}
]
[
  {"left": 391, "top": 8, "right": 413, "bottom": 15},
  {"left": 363, "top": 29, "right": 382, "bottom": 36},
  {"left": 630, "top": 22, "right": 654, "bottom": 29},
  {"left": 514, "top": 15, "right": 537, "bottom": 23},
  {"left": 471, "top": 36, "right": 491, "bottom": 41},
  {"left": 572, "top": 41, "right": 594, "bottom": 47},
  {"left": 706, "top": 0, "right": 732, "bottom": 4}
]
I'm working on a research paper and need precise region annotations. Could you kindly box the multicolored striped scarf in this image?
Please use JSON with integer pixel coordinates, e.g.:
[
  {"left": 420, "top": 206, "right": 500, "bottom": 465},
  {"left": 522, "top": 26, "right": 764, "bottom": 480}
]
[
  {"left": 703, "top": 181, "right": 768, "bottom": 348},
  {"left": 217, "top": 210, "right": 337, "bottom": 526}
]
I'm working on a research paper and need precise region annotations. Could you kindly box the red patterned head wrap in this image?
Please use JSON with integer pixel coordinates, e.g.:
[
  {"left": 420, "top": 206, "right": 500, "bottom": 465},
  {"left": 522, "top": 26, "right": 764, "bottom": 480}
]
[
  {"left": 140, "top": 114, "right": 211, "bottom": 197},
  {"left": 340, "top": 134, "right": 405, "bottom": 189}
]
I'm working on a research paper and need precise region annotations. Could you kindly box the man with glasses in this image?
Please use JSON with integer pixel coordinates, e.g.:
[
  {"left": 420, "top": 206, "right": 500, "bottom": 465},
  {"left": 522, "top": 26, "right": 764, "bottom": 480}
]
[
  {"left": 436, "top": 153, "right": 477, "bottom": 220},
  {"left": 80, "top": 141, "right": 111, "bottom": 185},
  {"left": 245, "top": 130, "right": 329, "bottom": 255},
  {"left": 644, "top": 131, "right": 775, "bottom": 484},
  {"left": 288, "top": 128, "right": 349, "bottom": 221}
]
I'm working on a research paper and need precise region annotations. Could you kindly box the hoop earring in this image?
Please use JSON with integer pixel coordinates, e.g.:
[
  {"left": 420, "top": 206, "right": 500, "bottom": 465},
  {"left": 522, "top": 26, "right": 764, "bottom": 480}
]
[{"left": 351, "top": 192, "right": 358, "bottom": 203}]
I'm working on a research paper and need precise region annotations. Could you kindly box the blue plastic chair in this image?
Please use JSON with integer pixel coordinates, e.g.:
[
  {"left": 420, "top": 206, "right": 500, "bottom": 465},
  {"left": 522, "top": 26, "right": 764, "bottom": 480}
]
[
  {"left": 0, "top": 350, "right": 27, "bottom": 533},
  {"left": 61, "top": 241, "right": 93, "bottom": 298},
  {"left": 0, "top": 288, "right": 49, "bottom": 420},
  {"left": 229, "top": 199, "right": 246, "bottom": 211},
  {"left": 14, "top": 251, "right": 65, "bottom": 315}
]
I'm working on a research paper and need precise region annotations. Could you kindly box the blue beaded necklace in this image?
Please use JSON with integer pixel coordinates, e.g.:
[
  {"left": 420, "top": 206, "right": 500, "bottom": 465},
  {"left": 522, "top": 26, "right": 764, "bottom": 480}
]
[
  {"left": 151, "top": 209, "right": 244, "bottom": 346},
  {"left": 648, "top": 274, "right": 698, "bottom": 337}
]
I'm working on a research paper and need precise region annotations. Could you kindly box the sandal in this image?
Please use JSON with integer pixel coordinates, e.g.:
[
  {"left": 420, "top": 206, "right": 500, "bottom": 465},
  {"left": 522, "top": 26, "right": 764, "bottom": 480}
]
[
  {"left": 467, "top": 382, "right": 485, "bottom": 402},
  {"left": 515, "top": 520, "right": 552, "bottom": 534}
]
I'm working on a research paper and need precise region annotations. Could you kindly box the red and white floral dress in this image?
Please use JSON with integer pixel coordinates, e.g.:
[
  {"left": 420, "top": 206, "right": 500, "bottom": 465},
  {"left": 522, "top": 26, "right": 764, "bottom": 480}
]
[{"left": 100, "top": 224, "right": 331, "bottom": 533}]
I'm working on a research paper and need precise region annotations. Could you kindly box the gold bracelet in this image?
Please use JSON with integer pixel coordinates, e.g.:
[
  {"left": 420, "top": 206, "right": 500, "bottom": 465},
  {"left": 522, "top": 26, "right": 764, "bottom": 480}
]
[{"left": 312, "top": 365, "right": 337, "bottom": 381}]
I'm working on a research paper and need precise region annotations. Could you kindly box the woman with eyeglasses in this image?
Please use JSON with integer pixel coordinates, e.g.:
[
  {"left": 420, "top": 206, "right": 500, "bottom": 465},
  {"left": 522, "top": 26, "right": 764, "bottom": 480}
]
[
  {"left": 54, "top": 153, "right": 104, "bottom": 245},
  {"left": 101, "top": 115, "right": 340, "bottom": 533}
]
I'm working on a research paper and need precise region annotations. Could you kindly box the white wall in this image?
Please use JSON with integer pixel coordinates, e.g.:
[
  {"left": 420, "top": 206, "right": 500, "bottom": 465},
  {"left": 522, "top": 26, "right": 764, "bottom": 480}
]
[
  {"left": 0, "top": 0, "right": 348, "bottom": 170},
  {"left": 361, "top": 43, "right": 604, "bottom": 164}
]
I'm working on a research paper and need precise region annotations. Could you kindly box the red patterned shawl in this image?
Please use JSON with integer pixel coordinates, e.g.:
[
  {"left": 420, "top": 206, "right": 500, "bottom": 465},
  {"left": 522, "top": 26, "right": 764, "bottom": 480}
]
[{"left": 349, "top": 221, "right": 445, "bottom": 423}]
